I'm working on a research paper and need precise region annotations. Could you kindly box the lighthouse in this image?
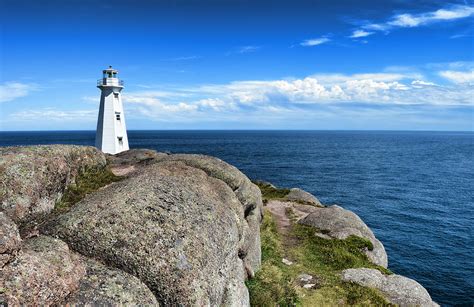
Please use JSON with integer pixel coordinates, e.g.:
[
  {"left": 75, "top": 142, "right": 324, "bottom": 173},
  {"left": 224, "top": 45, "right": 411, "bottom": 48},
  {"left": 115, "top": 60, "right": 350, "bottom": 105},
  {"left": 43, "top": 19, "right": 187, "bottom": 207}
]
[{"left": 95, "top": 66, "right": 129, "bottom": 154}]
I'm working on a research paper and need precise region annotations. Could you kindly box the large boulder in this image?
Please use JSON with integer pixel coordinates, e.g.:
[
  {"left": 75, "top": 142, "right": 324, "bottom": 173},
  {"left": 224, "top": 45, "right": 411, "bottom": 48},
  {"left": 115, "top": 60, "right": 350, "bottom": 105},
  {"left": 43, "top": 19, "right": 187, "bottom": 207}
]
[
  {"left": 0, "top": 235, "right": 85, "bottom": 305},
  {"left": 161, "top": 154, "right": 263, "bottom": 275},
  {"left": 299, "top": 205, "right": 388, "bottom": 267},
  {"left": 283, "top": 188, "right": 322, "bottom": 207},
  {"left": 342, "top": 268, "right": 438, "bottom": 306},
  {"left": 66, "top": 257, "right": 159, "bottom": 305},
  {"left": 108, "top": 151, "right": 263, "bottom": 276},
  {"left": 46, "top": 156, "right": 261, "bottom": 306},
  {"left": 0, "top": 212, "right": 21, "bottom": 267},
  {"left": 0, "top": 145, "right": 106, "bottom": 222}
]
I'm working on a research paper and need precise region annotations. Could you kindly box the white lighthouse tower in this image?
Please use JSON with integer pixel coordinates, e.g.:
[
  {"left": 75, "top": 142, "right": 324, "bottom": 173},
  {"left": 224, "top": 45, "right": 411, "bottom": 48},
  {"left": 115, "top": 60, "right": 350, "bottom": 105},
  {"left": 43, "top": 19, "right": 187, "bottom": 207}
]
[{"left": 95, "top": 66, "right": 129, "bottom": 154}]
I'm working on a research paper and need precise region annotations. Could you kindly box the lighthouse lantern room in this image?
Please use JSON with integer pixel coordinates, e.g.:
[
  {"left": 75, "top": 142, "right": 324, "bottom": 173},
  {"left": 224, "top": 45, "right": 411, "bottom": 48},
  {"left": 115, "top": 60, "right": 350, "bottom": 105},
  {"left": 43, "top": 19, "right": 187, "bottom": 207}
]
[{"left": 95, "top": 66, "right": 129, "bottom": 154}]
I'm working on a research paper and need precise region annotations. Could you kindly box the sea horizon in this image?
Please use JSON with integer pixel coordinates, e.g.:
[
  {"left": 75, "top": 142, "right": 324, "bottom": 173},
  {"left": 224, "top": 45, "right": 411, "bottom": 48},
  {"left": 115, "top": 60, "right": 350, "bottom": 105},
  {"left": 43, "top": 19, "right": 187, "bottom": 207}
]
[{"left": 1, "top": 129, "right": 473, "bottom": 133}]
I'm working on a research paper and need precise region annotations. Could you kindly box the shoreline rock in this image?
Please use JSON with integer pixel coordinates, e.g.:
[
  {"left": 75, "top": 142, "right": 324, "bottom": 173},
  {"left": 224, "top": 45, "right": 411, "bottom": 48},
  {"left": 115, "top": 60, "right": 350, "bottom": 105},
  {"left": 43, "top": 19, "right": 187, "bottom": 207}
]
[
  {"left": 299, "top": 204, "right": 388, "bottom": 268},
  {"left": 284, "top": 188, "right": 323, "bottom": 206},
  {"left": 0, "top": 146, "right": 436, "bottom": 306},
  {"left": 342, "top": 268, "right": 439, "bottom": 306}
]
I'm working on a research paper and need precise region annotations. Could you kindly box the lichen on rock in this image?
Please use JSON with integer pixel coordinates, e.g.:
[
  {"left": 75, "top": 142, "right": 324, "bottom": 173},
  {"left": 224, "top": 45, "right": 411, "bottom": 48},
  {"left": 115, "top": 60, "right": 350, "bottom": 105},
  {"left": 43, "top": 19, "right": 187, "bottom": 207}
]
[
  {"left": 0, "top": 145, "right": 106, "bottom": 223},
  {"left": 45, "top": 152, "right": 263, "bottom": 306},
  {"left": 0, "top": 212, "right": 21, "bottom": 267},
  {"left": 66, "top": 257, "right": 159, "bottom": 305},
  {"left": 0, "top": 235, "right": 85, "bottom": 306}
]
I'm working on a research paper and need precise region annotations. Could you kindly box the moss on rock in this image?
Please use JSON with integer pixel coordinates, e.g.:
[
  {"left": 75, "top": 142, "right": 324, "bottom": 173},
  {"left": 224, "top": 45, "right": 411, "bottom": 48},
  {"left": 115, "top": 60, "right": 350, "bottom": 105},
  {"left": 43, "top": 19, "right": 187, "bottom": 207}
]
[{"left": 54, "top": 166, "right": 121, "bottom": 212}]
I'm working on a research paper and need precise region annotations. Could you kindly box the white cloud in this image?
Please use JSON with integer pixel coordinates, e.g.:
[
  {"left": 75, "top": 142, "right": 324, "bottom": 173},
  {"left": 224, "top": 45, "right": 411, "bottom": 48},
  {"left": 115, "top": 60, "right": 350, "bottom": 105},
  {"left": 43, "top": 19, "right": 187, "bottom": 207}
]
[
  {"left": 431, "top": 6, "right": 474, "bottom": 20},
  {"left": 0, "top": 82, "right": 36, "bottom": 103},
  {"left": 350, "top": 30, "right": 374, "bottom": 38},
  {"left": 196, "top": 98, "right": 233, "bottom": 111},
  {"left": 13, "top": 66, "right": 472, "bottom": 126},
  {"left": 10, "top": 108, "right": 96, "bottom": 121},
  {"left": 388, "top": 13, "right": 423, "bottom": 27},
  {"left": 177, "top": 71, "right": 471, "bottom": 108},
  {"left": 162, "top": 56, "right": 201, "bottom": 61},
  {"left": 226, "top": 45, "right": 261, "bottom": 56},
  {"left": 411, "top": 80, "right": 437, "bottom": 88},
  {"left": 439, "top": 70, "right": 474, "bottom": 84},
  {"left": 358, "top": 5, "right": 474, "bottom": 36},
  {"left": 300, "top": 37, "right": 330, "bottom": 46},
  {"left": 309, "top": 72, "right": 418, "bottom": 83},
  {"left": 237, "top": 46, "right": 261, "bottom": 53}
]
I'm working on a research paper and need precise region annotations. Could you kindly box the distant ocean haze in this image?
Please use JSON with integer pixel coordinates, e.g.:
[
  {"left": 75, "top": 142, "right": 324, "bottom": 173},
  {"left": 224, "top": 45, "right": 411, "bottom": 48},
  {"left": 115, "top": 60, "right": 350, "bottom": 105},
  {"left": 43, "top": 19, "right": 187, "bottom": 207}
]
[{"left": 1, "top": 130, "right": 473, "bottom": 306}]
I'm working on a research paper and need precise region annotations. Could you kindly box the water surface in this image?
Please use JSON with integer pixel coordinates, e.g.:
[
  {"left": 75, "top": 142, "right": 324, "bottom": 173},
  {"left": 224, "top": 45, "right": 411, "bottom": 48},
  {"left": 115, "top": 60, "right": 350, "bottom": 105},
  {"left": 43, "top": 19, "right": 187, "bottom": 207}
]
[{"left": 1, "top": 130, "right": 473, "bottom": 306}]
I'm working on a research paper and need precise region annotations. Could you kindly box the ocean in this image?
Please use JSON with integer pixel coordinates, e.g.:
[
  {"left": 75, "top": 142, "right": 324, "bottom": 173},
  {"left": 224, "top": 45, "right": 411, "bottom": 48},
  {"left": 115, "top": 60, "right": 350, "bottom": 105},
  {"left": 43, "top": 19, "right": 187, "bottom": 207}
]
[{"left": 1, "top": 130, "right": 473, "bottom": 306}]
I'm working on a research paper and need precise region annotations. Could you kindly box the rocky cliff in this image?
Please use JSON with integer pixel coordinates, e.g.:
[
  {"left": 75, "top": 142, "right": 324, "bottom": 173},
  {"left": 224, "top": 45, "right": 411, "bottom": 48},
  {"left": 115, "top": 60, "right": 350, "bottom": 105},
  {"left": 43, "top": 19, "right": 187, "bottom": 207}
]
[{"left": 0, "top": 145, "right": 436, "bottom": 306}]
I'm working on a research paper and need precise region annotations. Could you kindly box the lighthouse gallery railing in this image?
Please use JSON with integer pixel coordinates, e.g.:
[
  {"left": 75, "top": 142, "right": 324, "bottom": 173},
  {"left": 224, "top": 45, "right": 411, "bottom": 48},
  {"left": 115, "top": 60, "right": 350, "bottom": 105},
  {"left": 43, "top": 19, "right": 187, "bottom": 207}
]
[{"left": 97, "top": 79, "right": 125, "bottom": 86}]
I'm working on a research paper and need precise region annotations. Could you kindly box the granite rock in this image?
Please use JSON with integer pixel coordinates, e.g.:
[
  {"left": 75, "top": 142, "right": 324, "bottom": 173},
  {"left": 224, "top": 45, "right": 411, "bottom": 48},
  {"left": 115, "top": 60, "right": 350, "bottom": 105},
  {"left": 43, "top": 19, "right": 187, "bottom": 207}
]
[
  {"left": 342, "top": 268, "right": 438, "bottom": 306},
  {"left": 0, "top": 145, "right": 106, "bottom": 222},
  {"left": 299, "top": 205, "right": 388, "bottom": 267},
  {"left": 46, "top": 156, "right": 262, "bottom": 306},
  {"left": 0, "top": 212, "right": 21, "bottom": 267},
  {"left": 284, "top": 188, "right": 322, "bottom": 206},
  {"left": 0, "top": 235, "right": 85, "bottom": 305},
  {"left": 66, "top": 257, "right": 159, "bottom": 305}
]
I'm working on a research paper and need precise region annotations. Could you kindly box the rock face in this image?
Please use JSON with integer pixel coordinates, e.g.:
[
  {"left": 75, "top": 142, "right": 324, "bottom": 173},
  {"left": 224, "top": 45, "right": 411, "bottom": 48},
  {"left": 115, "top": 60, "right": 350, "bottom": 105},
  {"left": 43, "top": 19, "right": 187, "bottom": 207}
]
[
  {"left": 0, "top": 235, "right": 85, "bottom": 305},
  {"left": 299, "top": 205, "right": 388, "bottom": 268},
  {"left": 162, "top": 154, "right": 263, "bottom": 275},
  {"left": 0, "top": 145, "right": 436, "bottom": 306},
  {"left": 342, "top": 268, "right": 439, "bottom": 307},
  {"left": 0, "top": 212, "right": 21, "bottom": 267},
  {"left": 0, "top": 145, "right": 106, "bottom": 223},
  {"left": 66, "top": 257, "right": 159, "bottom": 305},
  {"left": 45, "top": 151, "right": 262, "bottom": 306},
  {"left": 284, "top": 188, "right": 322, "bottom": 206}
]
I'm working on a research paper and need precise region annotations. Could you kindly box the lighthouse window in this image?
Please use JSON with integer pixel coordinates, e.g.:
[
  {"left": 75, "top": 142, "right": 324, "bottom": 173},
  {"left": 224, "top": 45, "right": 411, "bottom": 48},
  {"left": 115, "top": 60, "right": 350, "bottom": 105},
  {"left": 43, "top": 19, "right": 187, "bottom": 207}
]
[
  {"left": 116, "top": 113, "right": 121, "bottom": 120},
  {"left": 113, "top": 93, "right": 119, "bottom": 98},
  {"left": 118, "top": 137, "right": 123, "bottom": 146}
]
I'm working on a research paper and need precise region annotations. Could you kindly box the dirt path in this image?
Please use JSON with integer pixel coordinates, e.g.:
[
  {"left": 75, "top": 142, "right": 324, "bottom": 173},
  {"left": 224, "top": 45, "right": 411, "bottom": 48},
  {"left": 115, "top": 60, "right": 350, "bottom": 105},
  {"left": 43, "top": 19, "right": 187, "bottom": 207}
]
[
  {"left": 265, "top": 200, "right": 293, "bottom": 234},
  {"left": 265, "top": 200, "right": 319, "bottom": 252},
  {"left": 265, "top": 200, "right": 316, "bottom": 234}
]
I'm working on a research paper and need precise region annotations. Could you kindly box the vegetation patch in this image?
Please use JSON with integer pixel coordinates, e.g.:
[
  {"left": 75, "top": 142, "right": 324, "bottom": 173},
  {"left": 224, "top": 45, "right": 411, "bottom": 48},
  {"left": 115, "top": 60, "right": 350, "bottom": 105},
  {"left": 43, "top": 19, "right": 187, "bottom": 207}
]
[
  {"left": 246, "top": 212, "right": 299, "bottom": 307},
  {"left": 253, "top": 181, "right": 290, "bottom": 201},
  {"left": 247, "top": 210, "right": 391, "bottom": 306},
  {"left": 293, "top": 224, "right": 392, "bottom": 277},
  {"left": 55, "top": 167, "right": 122, "bottom": 212}
]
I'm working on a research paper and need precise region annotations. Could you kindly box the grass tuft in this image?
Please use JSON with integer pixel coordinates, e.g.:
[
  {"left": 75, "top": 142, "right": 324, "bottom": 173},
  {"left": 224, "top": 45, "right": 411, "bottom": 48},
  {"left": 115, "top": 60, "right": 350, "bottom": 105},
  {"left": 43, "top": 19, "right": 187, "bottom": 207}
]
[
  {"left": 246, "top": 212, "right": 299, "bottom": 307},
  {"left": 293, "top": 224, "right": 392, "bottom": 275},
  {"left": 253, "top": 181, "right": 290, "bottom": 201},
  {"left": 55, "top": 167, "right": 121, "bottom": 212}
]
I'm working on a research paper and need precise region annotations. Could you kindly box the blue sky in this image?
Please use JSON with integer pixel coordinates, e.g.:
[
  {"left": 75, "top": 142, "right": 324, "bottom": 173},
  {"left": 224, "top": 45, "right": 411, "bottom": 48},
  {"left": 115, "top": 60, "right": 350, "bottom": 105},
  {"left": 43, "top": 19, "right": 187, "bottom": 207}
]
[{"left": 0, "top": 0, "right": 473, "bottom": 131}]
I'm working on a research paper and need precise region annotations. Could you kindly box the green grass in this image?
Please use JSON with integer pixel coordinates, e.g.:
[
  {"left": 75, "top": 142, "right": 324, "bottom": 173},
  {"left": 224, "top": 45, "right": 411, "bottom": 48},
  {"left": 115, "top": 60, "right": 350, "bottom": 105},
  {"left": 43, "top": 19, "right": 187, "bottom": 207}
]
[
  {"left": 54, "top": 167, "right": 121, "bottom": 212},
  {"left": 246, "top": 212, "right": 299, "bottom": 307},
  {"left": 246, "top": 210, "right": 392, "bottom": 306},
  {"left": 253, "top": 181, "right": 290, "bottom": 201},
  {"left": 293, "top": 223, "right": 392, "bottom": 276}
]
